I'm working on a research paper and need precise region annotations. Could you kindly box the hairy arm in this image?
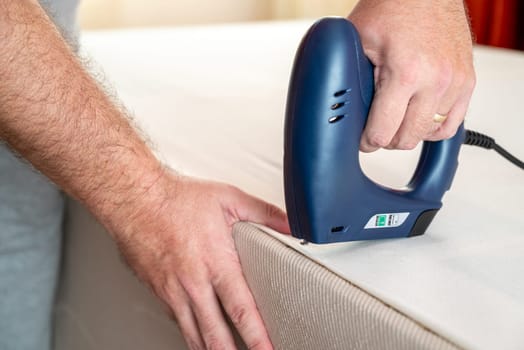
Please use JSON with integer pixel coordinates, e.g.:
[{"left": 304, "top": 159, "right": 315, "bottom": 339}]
[
  {"left": 0, "top": 0, "right": 163, "bottom": 231},
  {"left": 0, "top": 1, "right": 289, "bottom": 349}
]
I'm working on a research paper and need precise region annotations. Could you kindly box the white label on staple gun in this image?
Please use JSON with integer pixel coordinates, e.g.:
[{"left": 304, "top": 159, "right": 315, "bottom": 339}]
[{"left": 364, "top": 212, "right": 409, "bottom": 229}]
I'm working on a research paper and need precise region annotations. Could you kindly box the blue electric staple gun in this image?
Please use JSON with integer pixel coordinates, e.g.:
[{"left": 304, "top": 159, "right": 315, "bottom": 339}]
[{"left": 283, "top": 17, "right": 465, "bottom": 244}]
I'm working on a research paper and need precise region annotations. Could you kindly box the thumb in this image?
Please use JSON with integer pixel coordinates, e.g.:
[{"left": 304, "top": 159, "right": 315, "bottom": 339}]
[{"left": 232, "top": 190, "right": 291, "bottom": 235}]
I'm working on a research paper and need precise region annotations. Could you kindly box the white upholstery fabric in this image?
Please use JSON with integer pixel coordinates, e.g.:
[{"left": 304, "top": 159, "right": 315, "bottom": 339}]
[{"left": 54, "top": 21, "right": 524, "bottom": 349}]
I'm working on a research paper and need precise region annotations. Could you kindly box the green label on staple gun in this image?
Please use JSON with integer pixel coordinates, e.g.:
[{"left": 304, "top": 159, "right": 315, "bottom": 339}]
[{"left": 364, "top": 213, "right": 410, "bottom": 229}]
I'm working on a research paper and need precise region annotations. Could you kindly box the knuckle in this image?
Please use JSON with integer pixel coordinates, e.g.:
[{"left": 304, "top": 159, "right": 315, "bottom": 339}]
[
  {"left": 397, "top": 64, "right": 419, "bottom": 87},
  {"left": 205, "top": 335, "right": 227, "bottom": 350},
  {"left": 367, "top": 132, "right": 391, "bottom": 148},
  {"left": 229, "top": 304, "right": 250, "bottom": 330},
  {"left": 200, "top": 312, "right": 219, "bottom": 331},
  {"left": 396, "top": 129, "right": 422, "bottom": 150},
  {"left": 435, "top": 60, "right": 453, "bottom": 93},
  {"left": 181, "top": 281, "right": 206, "bottom": 304},
  {"left": 158, "top": 277, "right": 186, "bottom": 311},
  {"left": 360, "top": 141, "right": 378, "bottom": 153},
  {"left": 265, "top": 203, "right": 282, "bottom": 219}
]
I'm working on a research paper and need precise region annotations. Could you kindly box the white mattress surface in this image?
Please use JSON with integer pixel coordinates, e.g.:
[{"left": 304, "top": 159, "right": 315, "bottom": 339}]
[{"left": 81, "top": 21, "right": 524, "bottom": 349}]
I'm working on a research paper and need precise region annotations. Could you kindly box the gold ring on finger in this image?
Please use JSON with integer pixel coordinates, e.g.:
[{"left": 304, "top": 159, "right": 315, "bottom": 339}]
[{"left": 433, "top": 113, "right": 448, "bottom": 123}]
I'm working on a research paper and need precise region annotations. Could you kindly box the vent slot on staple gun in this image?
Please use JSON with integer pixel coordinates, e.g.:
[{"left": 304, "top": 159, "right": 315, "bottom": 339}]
[
  {"left": 329, "top": 88, "right": 351, "bottom": 123},
  {"left": 331, "top": 226, "right": 346, "bottom": 233},
  {"left": 334, "top": 89, "right": 351, "bottom": 97},
  {"left": 331, "top": 102, "right": 345, "bottom": 110},
  {"left": 328, "top": 115, "right": 345, "bottom": 123}
]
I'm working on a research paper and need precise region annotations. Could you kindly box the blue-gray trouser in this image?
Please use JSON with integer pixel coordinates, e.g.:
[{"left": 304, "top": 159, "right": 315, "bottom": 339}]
[
  {"left": 0, "top": 144, "right": 64, "bottom": 350},
  {"left": 0, "top": 1, "right": 78, "bottom": 347}
]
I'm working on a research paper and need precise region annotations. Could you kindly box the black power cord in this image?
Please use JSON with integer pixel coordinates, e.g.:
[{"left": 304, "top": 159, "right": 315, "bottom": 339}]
[{"left": 464, "top": 129, "right": 524, "bottom": 170}]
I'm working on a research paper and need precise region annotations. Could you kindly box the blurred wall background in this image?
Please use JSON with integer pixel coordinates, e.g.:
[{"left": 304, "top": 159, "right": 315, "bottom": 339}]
[
  {"left": 79, "top": 0, "right": 523, "bottom": 51},
  {"left": 78, "top": 0, "right": 359, "bottom": 29},
  {"left": 465, "top": 0, "right": 524, "bottom": 50}
]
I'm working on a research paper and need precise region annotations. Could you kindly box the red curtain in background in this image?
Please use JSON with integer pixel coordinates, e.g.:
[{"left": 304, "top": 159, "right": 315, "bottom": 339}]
[{"left": 465, "top": 0, "right": 524, "bottom": 50}]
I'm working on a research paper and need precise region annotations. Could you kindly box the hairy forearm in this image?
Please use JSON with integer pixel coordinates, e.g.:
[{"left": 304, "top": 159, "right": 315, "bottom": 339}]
[{"left": 0, "top": 0, "right": 165, "bottom": 232}]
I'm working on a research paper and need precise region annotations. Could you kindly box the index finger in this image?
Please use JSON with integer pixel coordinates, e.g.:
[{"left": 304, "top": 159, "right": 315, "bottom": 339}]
[
  {"left": 360, "top": 74, "right": 412, "bottom": 152},
  {"left": 213, "top": 264, "right": 273, "bottom": 350}
]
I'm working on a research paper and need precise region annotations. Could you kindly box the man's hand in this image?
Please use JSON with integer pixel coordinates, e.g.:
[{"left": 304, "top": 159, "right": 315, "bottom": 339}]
[
  {"left": 110, "top": 173, "right": 290, "bottom": 350},
  {"left": 348, "top": 0, "right": 476, "bottom": 152},
  {"left": 0, "top": 2, "right": 289, "bottom": 349}
]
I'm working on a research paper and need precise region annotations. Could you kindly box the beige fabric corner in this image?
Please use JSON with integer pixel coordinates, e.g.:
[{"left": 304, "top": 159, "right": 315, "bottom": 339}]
[{"left": 234, "top": 223, "right": 459, "bottom": 350}]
